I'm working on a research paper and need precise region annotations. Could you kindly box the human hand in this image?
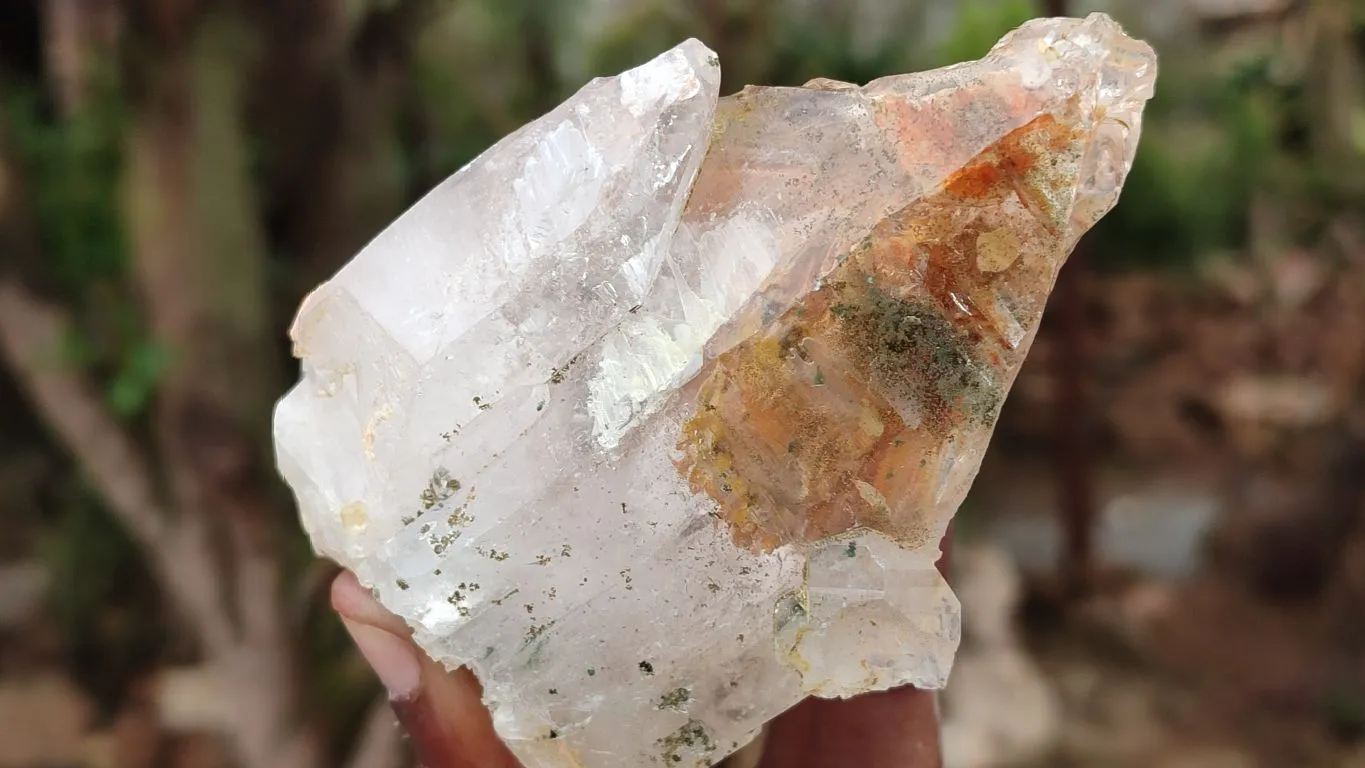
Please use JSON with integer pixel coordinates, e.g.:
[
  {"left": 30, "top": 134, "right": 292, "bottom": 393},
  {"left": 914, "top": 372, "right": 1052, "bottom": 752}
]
[{"left": 333, "top": 570, "right": 944, "bottom": 768}]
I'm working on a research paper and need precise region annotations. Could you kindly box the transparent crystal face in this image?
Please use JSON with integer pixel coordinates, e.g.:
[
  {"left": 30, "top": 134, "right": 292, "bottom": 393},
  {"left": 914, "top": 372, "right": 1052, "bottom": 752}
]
[{"left": 274, "top": 14, "right": 1155, "bottom": 767}]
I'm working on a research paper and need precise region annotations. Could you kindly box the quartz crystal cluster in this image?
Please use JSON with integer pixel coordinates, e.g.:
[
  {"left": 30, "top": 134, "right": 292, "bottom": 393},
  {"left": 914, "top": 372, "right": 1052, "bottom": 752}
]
[{"left": 274, "top": 14, "right": 1155, "bottom": 767}]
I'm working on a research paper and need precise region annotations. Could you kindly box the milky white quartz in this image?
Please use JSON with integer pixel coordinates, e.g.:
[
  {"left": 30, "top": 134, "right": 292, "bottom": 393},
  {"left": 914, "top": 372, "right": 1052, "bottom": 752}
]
[{"left": 274, "top": 15, "right": 1155, "bottom": 766}]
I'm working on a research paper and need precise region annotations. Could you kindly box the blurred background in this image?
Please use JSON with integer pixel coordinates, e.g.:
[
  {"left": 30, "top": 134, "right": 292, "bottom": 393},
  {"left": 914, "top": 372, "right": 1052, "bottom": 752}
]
[{"left": 0, "top": 0, "right": 1362, "bottom": 766}]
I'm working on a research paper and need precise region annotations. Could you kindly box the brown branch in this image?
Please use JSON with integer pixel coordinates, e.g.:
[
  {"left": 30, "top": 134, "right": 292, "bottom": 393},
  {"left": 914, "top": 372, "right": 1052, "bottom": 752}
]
[
  {"left": 0, "top": 279, "right": 238, "bottom": 654},
  {"left": 0, "top": 283, "right": 314, "bottom": 766},
  {"left": 0, "top": 282, "right": 167, "bottom": 545}
]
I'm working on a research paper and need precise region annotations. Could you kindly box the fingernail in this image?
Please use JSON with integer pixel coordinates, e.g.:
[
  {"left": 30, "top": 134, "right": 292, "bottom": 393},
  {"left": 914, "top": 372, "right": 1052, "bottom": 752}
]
[{"left": 341, "top": 617, "right": 421, "bottom": 700}]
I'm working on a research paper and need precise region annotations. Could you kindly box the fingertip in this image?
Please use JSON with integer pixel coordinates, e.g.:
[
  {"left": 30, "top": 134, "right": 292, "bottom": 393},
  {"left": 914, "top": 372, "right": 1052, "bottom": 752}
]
[
  {"left": 330, "top": 570, "right": 409, "bottom": 636},
  {"left": 329, "top": 569, "right": 362, "bottom": 613},
  {"left": 330, "top": 570, "right": 522, "bottom": 766},
  {"left": 340, "top": 616, "right": 422, "bottom": 701}
]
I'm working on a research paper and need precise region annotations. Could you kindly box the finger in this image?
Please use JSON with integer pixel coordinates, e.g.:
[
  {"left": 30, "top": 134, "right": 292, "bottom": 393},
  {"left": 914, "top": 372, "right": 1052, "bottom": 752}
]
[
  {"left": 395, "top": 657, "right": 522, "bottom": 768},
  {"left": 332, "top": 570, "right": 411, "bottom": 636},
  {"left": 332, "top": 571, "right": 522, "bottom": 768},
  {"left": 333, "top": 572, "right": 421, "bottom": 700},
  {"left": 757, "top": 688, "right": 942, "bottom": 768}
]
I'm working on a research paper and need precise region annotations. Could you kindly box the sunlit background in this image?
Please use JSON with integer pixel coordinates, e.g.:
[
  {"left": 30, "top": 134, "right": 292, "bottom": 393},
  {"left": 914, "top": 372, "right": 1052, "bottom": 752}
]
[{"left": 1, "top": 0, "right": 1362, "bottom": 766}]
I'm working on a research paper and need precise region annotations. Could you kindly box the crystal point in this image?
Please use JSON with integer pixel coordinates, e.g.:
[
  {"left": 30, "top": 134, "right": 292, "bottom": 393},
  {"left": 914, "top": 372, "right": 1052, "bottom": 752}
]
[{"left": 274, "top": 15, "right": 1155, "bottom": 767}]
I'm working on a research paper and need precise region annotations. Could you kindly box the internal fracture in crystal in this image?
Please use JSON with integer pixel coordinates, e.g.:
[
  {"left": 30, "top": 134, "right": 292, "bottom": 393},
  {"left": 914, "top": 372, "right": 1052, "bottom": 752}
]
[{"left": 274, "top": 14, "right": 1156, "bottom": 768}]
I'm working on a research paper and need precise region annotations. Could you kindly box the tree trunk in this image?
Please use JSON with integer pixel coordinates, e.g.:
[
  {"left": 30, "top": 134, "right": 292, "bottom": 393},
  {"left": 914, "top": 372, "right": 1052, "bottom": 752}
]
[
  {"left": 1306, "top": 0, "right": 1361, "bottom": 176},
  {"left": 251, "top": 1, "right": 410, "bottom": 283},
  {"left": 123, "top": 6, "right": 313, "bottom": 767},
  {"left": 1039, "top": 0, "right": 1097, "bottom": 596}
]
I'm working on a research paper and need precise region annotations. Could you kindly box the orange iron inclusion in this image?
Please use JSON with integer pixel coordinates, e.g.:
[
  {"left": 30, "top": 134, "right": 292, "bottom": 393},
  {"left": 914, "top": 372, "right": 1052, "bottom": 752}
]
[{"left": 679, "top": 111, "right": 1087, "bottom": 552}]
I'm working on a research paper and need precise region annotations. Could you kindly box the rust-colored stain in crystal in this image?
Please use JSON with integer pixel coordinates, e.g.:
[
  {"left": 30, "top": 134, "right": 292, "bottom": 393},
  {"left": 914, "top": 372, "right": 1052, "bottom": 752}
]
[
  {"left": 677, "top": 113, "right": 1085, "bottom": 552},
  {"left": 945, "top": 112, "right": 1078, "bottom": 230},
  {"left": 943, "top": 127, "right": 1040, "bottom": 200}
]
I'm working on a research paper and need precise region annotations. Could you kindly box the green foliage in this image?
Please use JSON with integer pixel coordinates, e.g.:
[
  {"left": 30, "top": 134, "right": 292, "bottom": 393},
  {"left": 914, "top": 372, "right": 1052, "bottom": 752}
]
[
  {"left": 584, "top": 3, "right": 693, "bottom": 85},
  {"left": 763, "top": 8, "right": 915, "bottom": 87},
  {"left": 4, "top": 70, "right": 166, "bottom": 418},
  {"left": 4, "top": 72, "right": 127, "bottom": 291},
  {"left": 1088, "top": 91, "right": 1264, "bottom": 271},
  {"left": 410, "top": 6, "right": 519, "bottom": 178},
  {"left": 107, "top": 339, "right": 171, "bottom": 418},
  {"left": 1323, "top": 680, "right": 1365, "bottom": 742},
  {"left": 1088, "top": 42, "right": 1318, "bottom": 271},
  {"left": 935, "top": 0, "right": 1036, "bottom": 66},
  {"left": 760, "top": 0, "right": 1033, "bottom": 86}
]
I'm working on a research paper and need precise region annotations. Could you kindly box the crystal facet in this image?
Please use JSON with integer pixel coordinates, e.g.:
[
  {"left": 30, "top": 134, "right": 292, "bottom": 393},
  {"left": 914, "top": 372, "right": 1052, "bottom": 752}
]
[{"left": 274, "top": 14, "right": 1155, "bottom": 767}]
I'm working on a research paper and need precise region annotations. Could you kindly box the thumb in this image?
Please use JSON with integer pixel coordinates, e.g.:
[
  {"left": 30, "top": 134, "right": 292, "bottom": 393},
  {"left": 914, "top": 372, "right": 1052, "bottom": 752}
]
[{"left": 332, "top": 570, "right": 522, "bottom": 768}]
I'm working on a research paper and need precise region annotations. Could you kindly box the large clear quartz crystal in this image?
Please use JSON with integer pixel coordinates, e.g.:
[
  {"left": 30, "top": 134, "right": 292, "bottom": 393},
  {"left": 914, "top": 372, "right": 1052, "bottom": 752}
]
[{"left": 274, "top": 14, "right": 1155, "bottom": 767}]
